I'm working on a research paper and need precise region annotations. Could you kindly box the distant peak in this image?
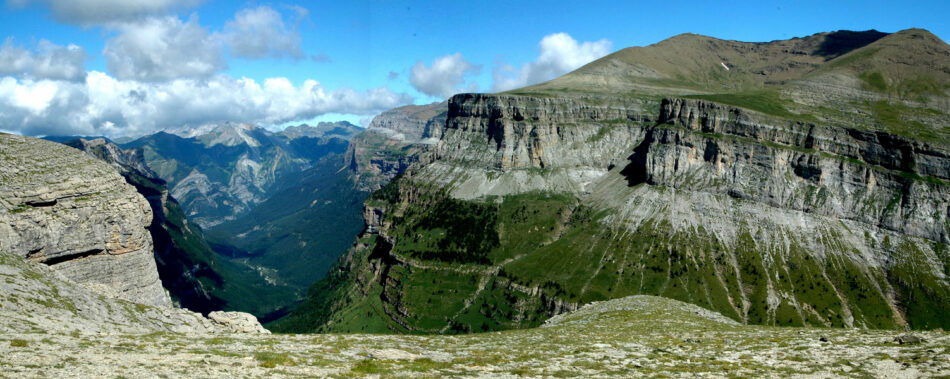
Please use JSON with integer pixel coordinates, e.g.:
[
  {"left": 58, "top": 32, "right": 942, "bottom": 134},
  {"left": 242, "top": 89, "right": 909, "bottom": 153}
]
[{"left": 890, "top": 27, "right": 946, "bottom": 44}]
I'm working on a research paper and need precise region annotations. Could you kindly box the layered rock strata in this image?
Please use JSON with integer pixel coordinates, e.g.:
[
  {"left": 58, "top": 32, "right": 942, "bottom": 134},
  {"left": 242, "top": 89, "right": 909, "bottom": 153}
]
[{"left": 0, "top": 134, "right": 168, "bottom": 307}]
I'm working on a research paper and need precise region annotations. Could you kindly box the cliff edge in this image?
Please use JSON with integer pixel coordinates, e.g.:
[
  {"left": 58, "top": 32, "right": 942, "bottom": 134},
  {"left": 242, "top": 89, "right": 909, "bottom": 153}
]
[{"left": 0, "top": 134, "right": 168, "bottom": 307}]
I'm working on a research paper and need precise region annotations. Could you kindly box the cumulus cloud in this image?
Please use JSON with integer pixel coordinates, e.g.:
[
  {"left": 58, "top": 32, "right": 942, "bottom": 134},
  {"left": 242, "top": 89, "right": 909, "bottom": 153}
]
[
  {"left": 7, "top": 0, "right": 204, "bottom": 25},
  {"left": 221, "top": 6, "right": 303, "bottom": 59},
  {"left": 0, "top": 72, "right": 412, "bottom": 137},
  {"left": 492, "top": 33, "right": 611, "bottom": 92},
  {"left": 0, "top": 38, "right": 86, "bottom": 81},
  {"left": 409, "top": 53, "right": 481, "bottom": 98},
  {"left": 103, "top": 15, "right": 225, "bottom": 82}
]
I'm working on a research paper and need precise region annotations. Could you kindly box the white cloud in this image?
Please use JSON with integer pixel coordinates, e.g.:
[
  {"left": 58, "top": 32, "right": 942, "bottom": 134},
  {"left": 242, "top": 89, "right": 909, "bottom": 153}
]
[
  {"left": 409, "top": 53, "right": 481, "bottom": 99},
  {"left": 103, "top": 15, "right": 225, "bottom": 82},
  {"left": 221, "top": 6, "right": 303, "bottom": 59},
  {"left": 7, "top": 0, "right": 204, "bottom": 25},
  {"left": 0, "top": 72, "right": 413, "bottom": 137},
  {"left": 0, "top": 77, "right": 90, "bottom": 136},
  {"left": 492, "top": 33, "right": 611, "bottom": 92},
  {"left": 0, "top": 38, "right": 86, "bottom": 81}
]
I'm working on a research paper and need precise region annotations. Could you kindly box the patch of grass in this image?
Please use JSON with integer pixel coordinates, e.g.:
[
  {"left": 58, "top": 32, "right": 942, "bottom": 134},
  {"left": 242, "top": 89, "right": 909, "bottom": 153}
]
[
  {"left": 683, "top": 91, "right": 816, "bottom": 122},
  {"left": 897, "top": 171, "right": 949, "bottom": 186},
  {"left": 859, "top": 71, "right": 888, "bottom": 92},
  {"left": 9, "top": 204, "right": 33, "bottom": 214},
  {"left": 254, "top": 351, "right": 296, "bottom": 368},
  {"left": 351, "top": 359, "right": 389, "bottom": 374},
  {"left": 868, "top": 100, "right": 942, "bottom": 141},
  {"left": 10, "top": 339, "right": 29, "bottom": 347}
]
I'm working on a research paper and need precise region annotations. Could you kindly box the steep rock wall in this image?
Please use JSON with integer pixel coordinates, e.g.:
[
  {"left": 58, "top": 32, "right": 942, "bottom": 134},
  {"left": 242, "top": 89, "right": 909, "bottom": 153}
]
[{"left": 0, "top": 134, "right": 169, "bottom": 307}]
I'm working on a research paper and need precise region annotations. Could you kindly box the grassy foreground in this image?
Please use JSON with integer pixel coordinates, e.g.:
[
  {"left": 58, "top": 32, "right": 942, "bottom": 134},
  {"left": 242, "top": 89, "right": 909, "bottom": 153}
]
[{"left": 2, "top": 296, "right": 948, "bottom": 378}]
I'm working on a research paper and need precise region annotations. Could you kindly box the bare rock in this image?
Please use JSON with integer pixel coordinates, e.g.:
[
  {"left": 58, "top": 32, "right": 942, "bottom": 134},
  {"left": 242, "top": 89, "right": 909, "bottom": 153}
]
[
  {"left": 894, "top": 334, "right": 925, "bottom": 345},
  {"left": 208, "top": 311, "right": 271, "bottom": 334},
  {"left": 0, "top": 134, "right": 169, "bottom": 307}
]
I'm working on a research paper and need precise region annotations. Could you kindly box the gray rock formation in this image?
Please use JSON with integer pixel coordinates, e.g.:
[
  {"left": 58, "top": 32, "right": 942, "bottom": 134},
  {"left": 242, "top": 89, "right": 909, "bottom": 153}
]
[
  {"left": 0, "top": 134, "right": 169, "bottom": 307},
  {"left": 367, "top": 101, "right": 447, "bottom": 142},
  {"left": 208, "top": 311, "right": 272, "bottom": 334},
  {"left": 64, "top": 138, "right": 160, "bottom": 179},
  {"left": 0, "top": 250, "right": 267, "bottom": 335}
]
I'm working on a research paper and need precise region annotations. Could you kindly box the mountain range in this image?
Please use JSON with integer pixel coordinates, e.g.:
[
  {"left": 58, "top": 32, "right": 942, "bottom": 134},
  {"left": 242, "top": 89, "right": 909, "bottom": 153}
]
[
  {"left": 3, "top": 27, "right": 950, "bottom": 377},
  {"left": 12, "top": 28, "right": 950, "bottom": 335},
  {"left": 273, "top": 28, "right": 950, "bottom": 333}
]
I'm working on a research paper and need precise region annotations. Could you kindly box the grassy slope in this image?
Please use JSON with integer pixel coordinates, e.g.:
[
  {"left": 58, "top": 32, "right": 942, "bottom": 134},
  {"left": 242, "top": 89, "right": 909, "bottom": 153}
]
[
  {"left": 277, "top": 177, "right": 950, "bottom": 333},
  {"left": 509, "top": 29, "right": 950, "bottom": 146},
  {"left": 9, "top": 294, "right": 950, "bottom": 377}
]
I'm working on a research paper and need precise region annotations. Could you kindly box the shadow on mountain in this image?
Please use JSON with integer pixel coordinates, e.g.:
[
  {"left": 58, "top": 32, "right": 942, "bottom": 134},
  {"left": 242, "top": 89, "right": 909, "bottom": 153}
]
[{"left": 815, "top": 30, "right": 888, "bottom": 59}]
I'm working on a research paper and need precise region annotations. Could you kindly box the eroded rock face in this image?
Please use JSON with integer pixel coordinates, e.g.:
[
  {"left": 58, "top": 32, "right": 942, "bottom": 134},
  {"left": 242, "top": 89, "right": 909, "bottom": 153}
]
[
  {"left": 0, "top": 250, "right": 268, "bottom": 335},
  {"left": 0, "top": 134, "right": 168, "bottom": 307}
]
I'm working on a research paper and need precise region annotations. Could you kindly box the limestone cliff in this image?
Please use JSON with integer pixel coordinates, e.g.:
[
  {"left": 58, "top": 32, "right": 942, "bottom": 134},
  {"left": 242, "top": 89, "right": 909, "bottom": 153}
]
[
  {"left": 0, "top": 249, "right": 268, "bottom": 335},
  {"left": 0, "top": 134, "right": 168, "bottom": 307}
]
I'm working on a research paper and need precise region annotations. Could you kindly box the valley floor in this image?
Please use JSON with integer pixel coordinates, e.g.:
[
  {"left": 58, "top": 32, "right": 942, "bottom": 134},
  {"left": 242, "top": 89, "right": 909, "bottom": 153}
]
[{"left": 2, "top": 296, "right": 948, "bottom": 378}]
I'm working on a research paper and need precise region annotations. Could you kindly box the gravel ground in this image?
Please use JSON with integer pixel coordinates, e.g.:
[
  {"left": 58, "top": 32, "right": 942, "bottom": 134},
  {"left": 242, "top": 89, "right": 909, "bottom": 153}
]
[{"left": 1, "top": 295, "right": 947, "bottom": 378}]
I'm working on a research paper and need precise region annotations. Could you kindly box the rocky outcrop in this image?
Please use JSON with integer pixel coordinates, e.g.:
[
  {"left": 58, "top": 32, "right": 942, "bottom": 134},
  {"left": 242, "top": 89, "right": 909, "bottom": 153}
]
[
  {"left": 208, "top": 311, "right": 271, "bottom": 334},
  {"left": 437, "top": 94, "right": 652, "bottom": 170},
  {"left": 0, "top": 134, "right": 168, "bottom": 307},
  {"left": 367, "top": 101, "right": 447, "bottom": 142},
  {"left": 0, "top": 249, "right": 267, "bottom": 335},
  {"left": 657, "top": 98, "right": 950, "bottom": 181}
]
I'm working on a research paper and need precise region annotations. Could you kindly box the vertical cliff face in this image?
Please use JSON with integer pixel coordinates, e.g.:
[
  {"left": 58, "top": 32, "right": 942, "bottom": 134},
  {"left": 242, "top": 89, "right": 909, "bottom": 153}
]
[
  {"left": 647, "top": 98, "right": 950, "bottom": 243},
  {"left": 0, "top": 134, "right": 169, "bottom": 307},
  {"left": 62, "top": 138, "right": 234, "bottom": 313}
]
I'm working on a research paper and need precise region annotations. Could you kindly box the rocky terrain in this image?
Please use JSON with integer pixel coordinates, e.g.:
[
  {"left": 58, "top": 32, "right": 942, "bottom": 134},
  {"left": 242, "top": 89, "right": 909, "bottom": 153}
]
[
  {"left": 0, "top": 134, "right": 169, "bottom": 307},
  {"left": 2, "top": 293, "right": 948, "bottom": 377},
  {"left": 278, "top": 29, "right": 950, "bottom": 334}
]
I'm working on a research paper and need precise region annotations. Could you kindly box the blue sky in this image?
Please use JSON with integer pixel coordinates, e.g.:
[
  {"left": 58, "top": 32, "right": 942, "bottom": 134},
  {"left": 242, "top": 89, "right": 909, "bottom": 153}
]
[{"left": 0, "top": 0, "right": 947, "bottom": 137}]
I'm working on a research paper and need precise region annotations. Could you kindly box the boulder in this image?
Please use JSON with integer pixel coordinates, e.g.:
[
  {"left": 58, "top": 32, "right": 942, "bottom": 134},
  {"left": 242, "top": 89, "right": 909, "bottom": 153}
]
[{"left": 208, "top": 311, "right": 271, "bottom": 334}]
